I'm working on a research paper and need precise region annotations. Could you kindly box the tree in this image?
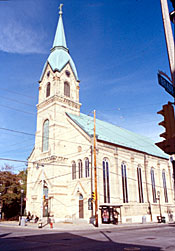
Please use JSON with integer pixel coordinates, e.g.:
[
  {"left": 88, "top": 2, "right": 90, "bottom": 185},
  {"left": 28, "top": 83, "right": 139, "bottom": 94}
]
[{"left": 0, "top": 165, "right": 27, "bottom": 220}]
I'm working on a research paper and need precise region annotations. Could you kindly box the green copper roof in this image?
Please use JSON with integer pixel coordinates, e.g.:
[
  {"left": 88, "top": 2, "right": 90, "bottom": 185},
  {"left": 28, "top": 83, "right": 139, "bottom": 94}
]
[
  {"left": 52, "top": 14, "right": 67, "bottom": 49},
  {"left": 67, "top": 112, "right": 169, "bottom": 159},
  {"left": 40, "top": 7, "right": 79, "bottom": 81}
]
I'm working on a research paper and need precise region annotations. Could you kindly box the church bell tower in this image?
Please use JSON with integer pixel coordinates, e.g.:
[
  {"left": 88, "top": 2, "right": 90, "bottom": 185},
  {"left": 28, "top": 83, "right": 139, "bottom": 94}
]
[
  {"left": 26, "top": 4, "right": 83, "bottom": 220},
  {"left": 34, "top": 4, "right": 81, "bottom": 157}
]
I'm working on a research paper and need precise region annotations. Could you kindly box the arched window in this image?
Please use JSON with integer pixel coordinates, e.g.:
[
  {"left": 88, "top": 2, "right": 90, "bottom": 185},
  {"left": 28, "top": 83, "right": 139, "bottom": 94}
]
[
  {"left": 47, "top": 71, "right": 50, "bottom": 77},
  {"left": 42, "top": 120, "right": 49, "bottom": 152},
  {"left": 72, "top": 161, "right": 76, "bottom": 180},
  {"left": 162, "top": 170, "right": 168, "bottom": 203},
  {"left": 64, "top": 81, "right": 70, "bottom": 97},
  {"left": 137, "top": 166, "right": 144, "bottom": 203},
  {"left": 121, "top": 162, "right": 128, "bottom": 203},
  {"left": 78, "top": 160, "right": 83, "bottom": 179},
  {"left": 65, "top": 70, "right": 70, "bottom": 77},
  {"left": 151, "top": 168, "right": 157, "bottom": 203},
  {"left": 103, "top": 158, "right": 110, "bottom": 203},
  {"left": 85, "top": 158, "right": 89, "bottom": 178},
  {"left": 46, "top": 82, "right": 50, "bottom": 97}
]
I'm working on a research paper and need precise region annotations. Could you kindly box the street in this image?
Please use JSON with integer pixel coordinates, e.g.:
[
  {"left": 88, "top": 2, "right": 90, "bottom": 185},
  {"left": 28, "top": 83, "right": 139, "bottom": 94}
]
[{"left": 0, "top": 224, "right": 175, "bottom": 250}]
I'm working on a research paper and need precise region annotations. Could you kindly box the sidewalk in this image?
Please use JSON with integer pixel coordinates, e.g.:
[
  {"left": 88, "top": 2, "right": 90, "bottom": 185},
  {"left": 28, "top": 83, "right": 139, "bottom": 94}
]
[{"left": 0, "top": 220, "right": 172, "bottom": 232}]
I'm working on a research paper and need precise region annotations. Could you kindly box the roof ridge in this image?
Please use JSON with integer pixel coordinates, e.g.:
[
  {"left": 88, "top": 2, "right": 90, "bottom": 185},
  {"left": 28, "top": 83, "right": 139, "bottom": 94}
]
[{"left": 67, "top": 112, "right": 169, "bottom": 159}]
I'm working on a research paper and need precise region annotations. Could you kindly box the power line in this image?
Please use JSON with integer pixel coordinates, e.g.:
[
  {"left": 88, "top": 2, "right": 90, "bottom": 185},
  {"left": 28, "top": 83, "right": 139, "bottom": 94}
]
[
  {"left": 0, "top": 104, "right": 35, "bottom": 116},
  {"left": 0, "top": 127, "right": 91, "bottom": 146},
  {"left": 0, "top": 95, "right": 36, "bottom": 108},
  {"left": 0, "top": 87, "right": 36, "bottom": 100}
]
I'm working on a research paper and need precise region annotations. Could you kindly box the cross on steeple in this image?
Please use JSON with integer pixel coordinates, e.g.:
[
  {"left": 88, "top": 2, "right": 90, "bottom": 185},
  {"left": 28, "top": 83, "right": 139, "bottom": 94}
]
[{"left": 59, "top": 3, "right": 63, "bottom": 15}]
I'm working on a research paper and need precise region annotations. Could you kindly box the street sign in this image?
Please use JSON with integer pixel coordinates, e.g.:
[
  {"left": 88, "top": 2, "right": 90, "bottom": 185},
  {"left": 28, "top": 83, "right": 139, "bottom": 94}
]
[{"left": 157, "top": 73, "right": 175, "bottom": 98}]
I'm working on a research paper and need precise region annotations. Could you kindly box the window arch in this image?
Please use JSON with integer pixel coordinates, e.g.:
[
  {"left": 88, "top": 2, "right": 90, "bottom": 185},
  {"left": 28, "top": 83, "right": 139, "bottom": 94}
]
[
  {"left": 121, "top": 162, "right": 128, "bottom": 203},
  {"left": 162, "top": 170, "right": 168, "bottom": 203},
  {"left": 85, "top": 158, "right": 89, "bottom": 178},
  {"left": 47, "top": 71, "right": 50, "bottom": 77},
  {"left": 42, "top": 120, "right": 49, "bottom": 152},
  {"left": 64, "top": 81, "right": 70, "bottom": 97},
  {"left": 65, "top": 70, "right": 70, "bottom": 77},
  {"left": 78, "top": 160, "right": 83, "bottom": 179},
  {"left": 151, "top": 168, "right": 157, "bottom": 203},
  {"left": 46, "top": 82, "right": 50, "bottom": 97},
  {"left": 72, "top": 161, "right": 76, "bottom": 180},
  {"left": 103, "top": 158, "right": 110, "bottom": 203},
  {"left": 137, "top": 166, "right": 144, "bottom": 203}
]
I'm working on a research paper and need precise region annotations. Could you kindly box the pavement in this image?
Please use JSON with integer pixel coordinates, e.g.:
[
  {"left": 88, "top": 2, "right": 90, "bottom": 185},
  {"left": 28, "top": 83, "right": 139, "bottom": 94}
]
[{"left": 0, "top": 219, "right": 173, "bottom": 232}]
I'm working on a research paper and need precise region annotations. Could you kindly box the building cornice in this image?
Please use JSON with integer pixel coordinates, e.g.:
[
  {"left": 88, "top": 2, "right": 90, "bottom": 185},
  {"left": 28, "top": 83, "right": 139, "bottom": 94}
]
[
  {"left": 37, "top": 95, "right": 81, "bottom": 111},
  {"left": 33, "top": 155, "right": 68, "bottom": 164}
]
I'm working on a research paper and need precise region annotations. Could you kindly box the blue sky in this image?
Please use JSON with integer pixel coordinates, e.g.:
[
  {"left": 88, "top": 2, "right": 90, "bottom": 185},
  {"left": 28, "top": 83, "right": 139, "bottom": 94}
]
[{"left": 0, "top": 0, "right": 174, "bottom": 172}]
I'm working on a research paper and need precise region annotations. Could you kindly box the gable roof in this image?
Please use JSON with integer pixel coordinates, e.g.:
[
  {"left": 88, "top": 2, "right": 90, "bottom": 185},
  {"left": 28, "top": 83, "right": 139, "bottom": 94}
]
[{"left": 67, "top": 112, "right": 169, "bottom": 160}]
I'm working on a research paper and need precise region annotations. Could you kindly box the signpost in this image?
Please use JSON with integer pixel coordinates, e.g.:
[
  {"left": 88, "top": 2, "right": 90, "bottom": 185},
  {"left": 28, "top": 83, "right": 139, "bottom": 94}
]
[{"left": 157, "top": 72, "right": 175, "bottom": 98}]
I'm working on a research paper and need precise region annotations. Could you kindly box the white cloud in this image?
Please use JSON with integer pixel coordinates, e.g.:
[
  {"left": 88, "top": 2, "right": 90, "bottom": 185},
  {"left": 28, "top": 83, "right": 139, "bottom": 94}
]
[{"left": 0, "top": 18, "right": 47, "bottom": 54}]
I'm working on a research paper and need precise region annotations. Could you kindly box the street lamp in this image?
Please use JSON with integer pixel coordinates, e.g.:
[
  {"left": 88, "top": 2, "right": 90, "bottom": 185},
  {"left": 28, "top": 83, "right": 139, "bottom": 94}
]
[
  {"left": 20, "top": 189, "right": 24, "bottom": 220},
  {"left": 0, "top": 183, "right": 2, "bottom": 220},
  {"left": 157, "top": 191, "right": 162, "bottom": 219}
]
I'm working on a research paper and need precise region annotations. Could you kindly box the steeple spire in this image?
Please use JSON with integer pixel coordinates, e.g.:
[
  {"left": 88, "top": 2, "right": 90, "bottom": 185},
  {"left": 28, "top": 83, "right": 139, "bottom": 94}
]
[
  {"left": 40, "top": 3, "right": 79, "bottom": 81},
  {"left": 52, "top": 4, "right": 68, "bottom": 50}
]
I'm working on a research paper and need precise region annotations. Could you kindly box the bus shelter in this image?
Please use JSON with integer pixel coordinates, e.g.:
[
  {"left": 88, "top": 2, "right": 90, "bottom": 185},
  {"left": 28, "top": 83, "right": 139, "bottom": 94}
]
[{"left": 99, "top": 205, "right": 123, "bottom": 224}]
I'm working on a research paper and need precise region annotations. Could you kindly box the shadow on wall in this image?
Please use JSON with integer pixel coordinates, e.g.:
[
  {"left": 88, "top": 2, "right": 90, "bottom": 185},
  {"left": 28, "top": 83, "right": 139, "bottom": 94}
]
[{"left": 0, "top": 231, "right": 161, "bottom": 251}]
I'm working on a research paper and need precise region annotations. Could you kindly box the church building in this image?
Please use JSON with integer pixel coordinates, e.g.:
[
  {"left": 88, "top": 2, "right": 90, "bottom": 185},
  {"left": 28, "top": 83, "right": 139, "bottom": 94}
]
[{"left": 26, "top": 6, "right": 175, "bottom": 224}]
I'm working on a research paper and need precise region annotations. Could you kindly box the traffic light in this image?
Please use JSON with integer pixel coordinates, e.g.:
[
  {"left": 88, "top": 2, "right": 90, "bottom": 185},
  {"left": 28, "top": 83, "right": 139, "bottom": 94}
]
[
  {"left": 156, "top": 102, "right": 175, "bottom": 154},
  {"left": 92, "top": 192, "right": 96, "bottom": 201},
  {"left": 157, "top": 102, "right": 175, "bottom": 139}
]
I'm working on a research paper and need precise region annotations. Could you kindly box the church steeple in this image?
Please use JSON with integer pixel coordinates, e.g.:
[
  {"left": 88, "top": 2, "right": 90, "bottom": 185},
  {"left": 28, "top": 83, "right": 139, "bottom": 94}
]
[
  {"left": 52, "top": 4, "right": 68, "bottom": 51},
  {"left": 40, "top": 4, "right": 79, "bottom": 81}
]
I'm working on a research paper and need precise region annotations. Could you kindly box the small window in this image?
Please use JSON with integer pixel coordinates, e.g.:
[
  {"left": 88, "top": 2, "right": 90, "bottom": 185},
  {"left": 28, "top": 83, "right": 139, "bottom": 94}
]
[
  {"left": 78, "top": 160, "right": 83, "bottom": 179},
  {"left": 151, "top": 168, "right": 157, "bottom": 203},
  {"left": 162, "top": 170, "right": 168, "bottom": 203},
  {"left": 47, "top": 71, "right": 50, "bottom": 77},
  {"left": 137, "top": 166, "right": 144, "bottom": 203},
  {"left": 64, "top": 82, "right": 70, "bottom": 97},
  {"left": 121, "top": 162, "right": 128, "bottom": 203},
  {"left": 103, "top": 158, "right": 110, "bottom": 203},
  {"left": 46, "top": 83, "right": 50, "bottom": 98},
  {"left": 85, "top": 158, "right": 89, "bottom": 178},
  {"left": 72, "top": 161, "right": 76, "bottom": 180},
  {"left": 65, "top": 70, "right": 70, "bottom": 77},
  {"left": 42, "top": 119, "right": 49, "bottom": 152}
]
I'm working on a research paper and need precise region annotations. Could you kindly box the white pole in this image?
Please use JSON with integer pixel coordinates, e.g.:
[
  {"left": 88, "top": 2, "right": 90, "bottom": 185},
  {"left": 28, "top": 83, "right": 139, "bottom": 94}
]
[{"left": 160, "top": 0, "right": 175, "bottom": 84}]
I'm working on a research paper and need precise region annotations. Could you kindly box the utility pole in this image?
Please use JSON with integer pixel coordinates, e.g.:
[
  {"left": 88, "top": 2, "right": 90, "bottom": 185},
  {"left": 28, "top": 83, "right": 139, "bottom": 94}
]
[
  {"left": 160, "top": 0, "right": 175, "bottom": 84},
  {"left": 90, "top": 145, "right": 93, "bottom": 217},
  {"left": 157, "top": 0, "right": 175, "bottom": 155},
  {"left": 20, "top": 189, "right": 24, "bottom": 219},
  {"left": 94, "top": 110, "right": 98, "bottom": 227}
]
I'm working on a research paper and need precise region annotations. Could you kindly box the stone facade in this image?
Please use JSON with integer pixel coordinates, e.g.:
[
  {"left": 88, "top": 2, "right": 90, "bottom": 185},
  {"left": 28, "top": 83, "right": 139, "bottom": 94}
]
[{"left": 26, "top": 9, "right": 175, "bottom": 224}]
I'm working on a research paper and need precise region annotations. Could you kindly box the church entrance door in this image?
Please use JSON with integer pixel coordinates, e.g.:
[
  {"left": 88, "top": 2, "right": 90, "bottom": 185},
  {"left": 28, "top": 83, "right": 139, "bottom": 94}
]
[{"left": 79, "top": 194, "right": 84, "bottom": 218}]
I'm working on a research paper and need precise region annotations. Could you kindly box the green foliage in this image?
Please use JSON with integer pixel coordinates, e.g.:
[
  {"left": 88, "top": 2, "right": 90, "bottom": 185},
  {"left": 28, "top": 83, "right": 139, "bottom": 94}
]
[{"left": 0, "top": 165, "right": 27, "bottom": 220}]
